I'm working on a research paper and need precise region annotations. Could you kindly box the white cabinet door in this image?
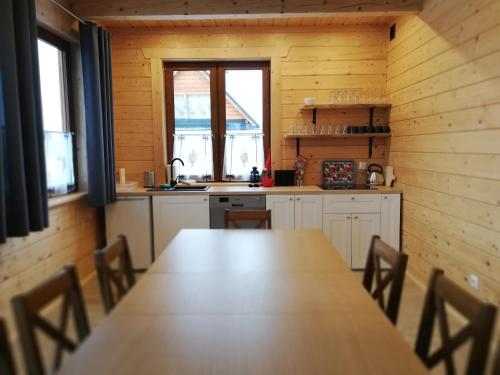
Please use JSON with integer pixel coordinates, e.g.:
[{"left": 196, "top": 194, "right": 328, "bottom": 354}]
[
  {"left": 380, "top": 194, "right": 401, "bottom": 251},
  {"left": 266, "top": 195, "right": 295, "bottom": 229},
  {"left": 105, "top": 196, "right": 152, "bottom": 270},
  {"left": 153, "top": 195, "right": 209, "bottom": 258},
  {"left": 323, "top": 213, "right": 352, "bottom": 266},
  {"left": 351, "top": 213, "right": 381, "bottom": 269},
  {"left": 294, "top": 195, "right": 323, "bottom": 230}
]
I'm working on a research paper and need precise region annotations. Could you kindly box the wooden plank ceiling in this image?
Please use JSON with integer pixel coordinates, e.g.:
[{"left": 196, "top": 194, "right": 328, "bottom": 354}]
[{"left": 69, "top": 0, "right": 422, "bottom": 20}]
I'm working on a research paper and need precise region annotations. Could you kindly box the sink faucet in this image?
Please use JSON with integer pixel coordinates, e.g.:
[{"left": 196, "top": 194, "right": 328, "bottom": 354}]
[{"left": 170, "top": 158, "right": 184, "bottom": 187}]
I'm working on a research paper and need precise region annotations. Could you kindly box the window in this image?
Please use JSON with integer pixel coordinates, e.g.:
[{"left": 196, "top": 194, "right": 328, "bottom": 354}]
[
  {"left": 165, "top": 62, "right": 270, "bottom": 182},
  {"left": 37, "top": 28, "right": 76, "bottom": 196}
]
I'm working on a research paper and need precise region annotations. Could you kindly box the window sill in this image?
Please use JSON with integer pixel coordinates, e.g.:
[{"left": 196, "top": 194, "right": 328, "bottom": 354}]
[{"left": 48, "top": 191, "right": 87, "bottom": 209}]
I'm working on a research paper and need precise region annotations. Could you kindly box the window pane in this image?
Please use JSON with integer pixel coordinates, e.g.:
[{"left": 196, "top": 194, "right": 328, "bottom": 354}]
[
  {"left": 38, "top": 33, "right": 76, "bottom": 196},
  {"left": 44, "top": 132, "right": 75, "bottom": 196},
  {"left": 37, "top": 39, "right": 67, "bottom": 132},
  {"left": 223, "top": 133, "right": 264, "bottom": 181},
  {"left": 225, "top": 70, "right": 263, "bottom": 133},
  {"left": 223, "top": 69, "right": 264, "bottom": 180},
  {"left": 172, "top": 70, "right": 213, "bottom": 181},
  {"left": 173, "top": 70, "right": 212, "bottom": 133},
  {"left": 173, "top": 134, "right": 214, "bottom": 181}
]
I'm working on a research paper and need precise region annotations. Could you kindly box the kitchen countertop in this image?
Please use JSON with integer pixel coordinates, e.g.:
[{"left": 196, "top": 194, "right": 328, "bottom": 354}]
[{"left": 117, "top": 184, "right": 402, "bottom": 196}]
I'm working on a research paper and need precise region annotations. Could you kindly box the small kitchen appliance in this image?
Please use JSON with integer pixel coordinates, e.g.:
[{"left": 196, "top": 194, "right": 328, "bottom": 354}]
[
  {"left": 144, "top": 170, "right": 155, "bottom": 188},
  {"left": 366, "top": 164, "right": 384, "bottom": 186},
  {"left": 275, "top": 170, "right": 295, "bottom": 186}
]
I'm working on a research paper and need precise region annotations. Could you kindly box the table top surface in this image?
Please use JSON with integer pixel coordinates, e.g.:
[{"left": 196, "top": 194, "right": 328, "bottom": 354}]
[{"left": 59, "top": 229, "right": 427, "bottom": 375}]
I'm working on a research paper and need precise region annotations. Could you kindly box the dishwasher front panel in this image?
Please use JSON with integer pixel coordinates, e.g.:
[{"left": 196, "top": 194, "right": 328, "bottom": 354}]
[{"left": 209, "top": 195, "right": 266, "bottom": 229}]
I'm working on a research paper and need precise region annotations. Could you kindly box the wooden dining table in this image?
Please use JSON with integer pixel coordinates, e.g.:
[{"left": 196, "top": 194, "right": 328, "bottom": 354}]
[{"left": 59, "top": 229, "right": 428, "bottom": 374}]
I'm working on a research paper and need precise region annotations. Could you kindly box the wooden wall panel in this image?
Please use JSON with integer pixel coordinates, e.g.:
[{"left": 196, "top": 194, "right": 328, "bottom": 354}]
[
  {"left": 0, "top": 198, "right": 103, "bottom": 338},
  {"left": 111, "top": 26, "right": 389, "bottom": 185},
  {"left": 387, "top": 0, "right": 500, "bottom": 305}
]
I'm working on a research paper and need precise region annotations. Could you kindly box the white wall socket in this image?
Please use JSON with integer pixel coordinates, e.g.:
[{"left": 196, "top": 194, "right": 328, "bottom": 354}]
[
  {"left": 470, "top": 274, "right": 480, "bottom": 290},
  {"left": 359, "top": 161, "right": 367, "bottom": 170}
]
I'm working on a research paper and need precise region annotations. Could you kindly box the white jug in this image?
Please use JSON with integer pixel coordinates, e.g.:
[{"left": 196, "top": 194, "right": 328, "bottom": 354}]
[{"left": 384, "top": 166, "right": 396, "bottom": 187}]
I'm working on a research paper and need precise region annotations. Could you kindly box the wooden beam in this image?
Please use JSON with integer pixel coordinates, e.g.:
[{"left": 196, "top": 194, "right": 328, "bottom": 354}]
[{"left": 71, "top": 0, "right": 422, "bottom": 20}]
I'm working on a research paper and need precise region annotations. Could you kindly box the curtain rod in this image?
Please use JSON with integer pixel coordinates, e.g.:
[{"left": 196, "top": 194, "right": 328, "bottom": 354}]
[{"left": 50, "top": 0, "right": 88, "bottom": 25}]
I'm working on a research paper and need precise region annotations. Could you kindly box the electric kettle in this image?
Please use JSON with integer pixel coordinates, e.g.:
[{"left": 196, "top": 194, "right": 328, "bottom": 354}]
[{"left": 366, "top": 164, "right": 385, "bottom": 186}]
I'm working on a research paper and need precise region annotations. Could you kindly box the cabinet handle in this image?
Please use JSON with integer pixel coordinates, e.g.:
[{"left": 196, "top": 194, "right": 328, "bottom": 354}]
[
  {"left": 351, "top": 197, "right": 355, "bottom": 200},
  {"left": 289, "top": 197, "right": 293, "bottom": 201},
  {"left": 203, "top": 198, "right": 208, "bottom": 201},
  {"left": 354, "top": 216, "right": 358, "bottom": 220},
  {"left": 384, "top": 196, "right": 388, "bottom": 200},
  {"left": 296, "top": 197, "right": 301, "bottom": 201},
  {"left": 346, "top": 216, "right": 351, "bottom": 220}
]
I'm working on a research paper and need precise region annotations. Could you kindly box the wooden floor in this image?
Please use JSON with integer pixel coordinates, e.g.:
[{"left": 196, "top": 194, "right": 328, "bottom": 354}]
[{"left": 9, "top": 271, "right": 494, "bottom": 374}]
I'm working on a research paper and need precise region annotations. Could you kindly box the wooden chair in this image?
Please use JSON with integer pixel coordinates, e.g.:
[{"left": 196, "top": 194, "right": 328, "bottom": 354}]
[
  {"left": 11, "top": 265, "right": 90, "bottom": 375},
  {"left": 362, "top": 235, "right": 408, "bottom": 325},
  {"left": 94, "top": 234, "right": 136, "bottom": 314},
  {"left": 224, "top": 209, "right": 272, "bottom": 229},
  {"left": 415, "top": 268, "right": 497, "bottom": 375},
  {"left": 492, "top": 341, "right": 500, "bottom": 375},
  {"left": 0, "top": 318, "right": 16, "bottom": 375}
]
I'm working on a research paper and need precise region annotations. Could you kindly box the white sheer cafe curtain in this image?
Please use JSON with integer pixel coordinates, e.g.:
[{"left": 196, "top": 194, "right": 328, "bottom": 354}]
[
  {"left": 44, "top": 131, "right": 75, "bottom": 196},
  {"left": 223, "top": 133, "right": 264, "bottom": 181},
  {"left": 173, "top": 133, "right": 214, "bottom": 181}
]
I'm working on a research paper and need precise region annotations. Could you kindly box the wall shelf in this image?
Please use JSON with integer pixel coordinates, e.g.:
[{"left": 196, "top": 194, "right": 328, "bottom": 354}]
[
  {"left": 284, "top": 133, "right": 391, "bottom": 140},
  {"left": 302, "top": 104, "right": 392, "bottom": 110},
  {"left": 284, "top": 133, "right": 390, "bottom": 158},
  {"left": 292, "top": 103, "right": 392, "bottom": 158}
]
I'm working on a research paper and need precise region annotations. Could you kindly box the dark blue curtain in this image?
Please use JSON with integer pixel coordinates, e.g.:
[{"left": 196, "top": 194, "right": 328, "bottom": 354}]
[
  {"left": 0, "top": 0, "right": 48, "bottom": 244},
  {"left": 80, "top": 22, "right": 116, "bottom": 207}
]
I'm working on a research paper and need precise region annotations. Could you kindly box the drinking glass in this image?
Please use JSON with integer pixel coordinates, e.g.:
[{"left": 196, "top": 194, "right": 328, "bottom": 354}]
[{"left": 329, "top": 90, "right": 338, "bottom": 104}]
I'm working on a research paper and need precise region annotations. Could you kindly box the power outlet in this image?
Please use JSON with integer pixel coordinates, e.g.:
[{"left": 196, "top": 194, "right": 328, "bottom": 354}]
[
  {"left": 359, "top": 161, "right": 367, "bottom": 170},
  {"left": 470, "top": 274, "right": 480, "bottom": 290}
]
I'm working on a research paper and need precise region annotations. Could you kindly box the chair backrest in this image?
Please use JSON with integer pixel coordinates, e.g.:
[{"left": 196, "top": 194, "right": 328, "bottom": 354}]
[
  {"left": 415, "top": 268, "right": 497, "bottom": 375},
  {"left": 224, "top": 209, "right": 272, "bottom": 229},
  {"left": 0, "top": 318, "right": 16, "bottom": 375},
  {"left": 492, "top": 341, "right": 500, "bottom": 375},
  {"left": 11, "top": 265, "right": 90, "bottom": 375},
  {"left": 94, "top": 234, "right": 136, "bottom": 314},
  {"left": 362, "top": 235, "right": 408, "bottom": 325}
]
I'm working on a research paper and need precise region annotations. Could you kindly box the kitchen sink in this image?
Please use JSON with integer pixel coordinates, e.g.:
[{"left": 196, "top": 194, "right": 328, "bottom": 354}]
[
  {"left": 172, "top": 185, "right": 209, "bottom": 191},
  {"left": 147, "top": 185, "right": 210, "bottom": 192}
]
